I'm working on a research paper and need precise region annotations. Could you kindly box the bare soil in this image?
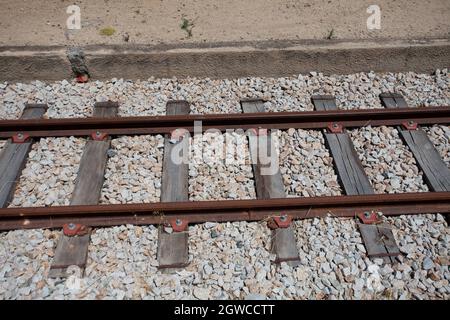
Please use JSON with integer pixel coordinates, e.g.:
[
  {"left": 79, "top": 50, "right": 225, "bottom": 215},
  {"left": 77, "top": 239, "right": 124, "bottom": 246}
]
[{"left": 1, "top": 0, "right": 449, "bottom": 47}]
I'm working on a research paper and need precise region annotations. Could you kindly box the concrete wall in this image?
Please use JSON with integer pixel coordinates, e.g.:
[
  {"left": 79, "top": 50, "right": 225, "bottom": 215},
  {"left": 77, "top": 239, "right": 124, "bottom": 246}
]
[{"left": 0, "top": 39, "right": 449, "bottom": 81}]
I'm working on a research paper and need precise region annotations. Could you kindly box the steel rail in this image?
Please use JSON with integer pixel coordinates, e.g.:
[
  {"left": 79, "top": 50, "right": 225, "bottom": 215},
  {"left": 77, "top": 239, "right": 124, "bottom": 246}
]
[
  {"left": 0, "top": 107, "right": 449, "bottom": 138},
  {"left": 0, "top": 192, "right": 448, "bottom": 230}
]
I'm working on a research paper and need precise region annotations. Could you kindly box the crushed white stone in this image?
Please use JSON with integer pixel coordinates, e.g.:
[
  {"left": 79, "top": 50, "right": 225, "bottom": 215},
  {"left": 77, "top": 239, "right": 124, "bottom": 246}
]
[
  {"left": 1, "top": 70, "right": 448, "bottom": 119},
  {"left": 100, "top": 135, "right": 164, "bottom": 204},
  {"left": 0, "top": 216, "right": 448, "bottom": 300},
  {"left": 9, "top": 137, "right": 85, "bottom": 207},
  {"left": 189, "top": 132, "right": 256, "bottom": 201},
  {"left": 278, "top": 129, "right": 342, "bottom": 197},
  {"left": 0, "top": 70, "right": 449, "bottom": 300},
  {"left": 349, "top": 126, "right": 429, "bottom": 194},
  {"left": 423, "top": 125, "right": 450, "bottom": 167}
]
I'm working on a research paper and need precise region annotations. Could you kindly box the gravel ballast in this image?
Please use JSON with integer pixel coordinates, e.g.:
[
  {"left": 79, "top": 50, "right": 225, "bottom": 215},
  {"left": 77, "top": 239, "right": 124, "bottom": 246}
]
[
  {"left": 0, "top": 70, "right": 449, "bottom": 300},
  {"left": 9, "top": 137, "right": 86, "bottom": 207},
  {"left": 0, "top": 70, "right": 448, "bottom": 119},
  {"left": 349, "top": 126, "right": 429, "bottom": 194},
  {"left": 278, "top": 129, "right": 342, "bottom": 197},
  {"left": 189, "top": 132, "right": 256, "bottom": 201},
  {"left": 100, "top": 135, "right": 165, "bottom": 204},
  {"left": 422, "top": 125, "right": 450, "bottom": 167}
]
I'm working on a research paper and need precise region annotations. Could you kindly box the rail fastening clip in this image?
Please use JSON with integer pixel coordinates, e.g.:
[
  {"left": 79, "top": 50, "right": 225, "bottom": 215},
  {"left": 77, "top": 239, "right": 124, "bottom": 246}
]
[
  {"left": 63, "top": 223, "right": 89, "bottom": 237},
  {"left": 168, "top": 218, "right": 189, "bottom": 232},
  {"left": 268, "top": 215, "right": 292, "bottom": 229},
  {"left": 401, "top": 120, "right": 418, "bottom": 130},
  {"left": 91, "top": 131, "right": 108, "bottom": 141},
  {"left": 327, "top": 122, "right": 344, "bottom": 133},
  {"left": 11, "top": 133, "right": 30, "bottom": 143}
]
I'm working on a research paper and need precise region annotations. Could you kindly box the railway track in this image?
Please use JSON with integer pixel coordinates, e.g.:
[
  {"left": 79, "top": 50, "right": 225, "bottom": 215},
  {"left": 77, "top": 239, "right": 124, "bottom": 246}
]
[{"left": 0, "top": 93, "right": 449, "bottom": 276}]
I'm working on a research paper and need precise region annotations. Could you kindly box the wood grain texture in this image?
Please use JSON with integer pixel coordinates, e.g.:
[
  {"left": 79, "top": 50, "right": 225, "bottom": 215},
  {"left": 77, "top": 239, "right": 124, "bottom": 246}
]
[
  {"left": 379, "top": 92, "right": 408, "bottom": 108},
  {"left": 381, "top": 92, "right": 450, "bottom": 225},
  {"left": 161, "top": 138, "right": 189, "bottom": 202},
  {"left": 242, "top": 99, "right": 300, "bottom": 267},
  {"left": 377, "top": 224, "right": 401, "bottom": 257},
  {"left": 242, "top": 100, "right": 285, "bottom": 199},
  {"left": 50, "top": 102, "right": 118, "bottom": 278},
  {"left": 311, "top": 95, "right": 338, "bottom": 111},
  {"left": 382, "top": 92, "right": 450, "bottom": 228},
  {"left": 93, "top": 101, "right": 119, "bottom": 118},
  {"left": 157, "top": 230, "right": 189, "bottom": 269},
  {"left": 47, "top": 234, "right": 91, "bottom": 278},
  {"left": 271, "top": 226, "right": 300, "bottom": 265},
  {"left": 71, "top": 102, "right": 118, "bottom": 205},
  {"left": 324, "top": 133, "right": 375, "bottom": 195},
  {"left": 358, "top": 223, "right": 399, "bottom": 263},
  {"left": 313, "top": 96, "right": 399, "bottom": 261},
  {"left": 70, "top": 141, "right": 111, "bottom": 205},
  {"left": 311, "top": 96, "right": 374, "bottom": 195},
  {"left": 157, "top": 100, "right": 190, "bottom": 269},
  {"left": 0, "top": 104, "right": 47, "bottom": 207},
  {"left": 380, "top": 93, "right": 450, "bottom": 192},
  {"left": 248, "top": 133, "right": 285, "bottom": 199},
  {"left": 0, "top": 143, "right": 32, "bottom": 207},
  {"left": 400, "top": 130, "right": 450, "bottom": 191}
]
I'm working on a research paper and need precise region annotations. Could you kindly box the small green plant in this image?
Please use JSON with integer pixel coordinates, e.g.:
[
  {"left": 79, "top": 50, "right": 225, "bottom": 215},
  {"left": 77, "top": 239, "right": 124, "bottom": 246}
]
[
  {"left": 326, "top": 29, "right": 335, "bottom": 40},
  {"left": 180, "top": 16, "right": 194, "bottom": 38},
  {"left": 99, "top": 27, "right": 116, "bottom": 36}
]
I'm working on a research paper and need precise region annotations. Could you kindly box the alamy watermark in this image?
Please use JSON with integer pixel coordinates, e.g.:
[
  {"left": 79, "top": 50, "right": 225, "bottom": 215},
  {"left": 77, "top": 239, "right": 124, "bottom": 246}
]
[
  {"left": 65, "top": 5, "right": 382, "bottom": 32},
  {"left": 367, "top": 5, "right": 381, "bottom": 30},
  {"left": 169, "top": 122, "right": 280, "bottom": 176},
  {"left": 66, "top": 5, "right": 81, "bottom": 30},
  {"left": 65, "top": 265, "right": 84, "bottom": 291}
]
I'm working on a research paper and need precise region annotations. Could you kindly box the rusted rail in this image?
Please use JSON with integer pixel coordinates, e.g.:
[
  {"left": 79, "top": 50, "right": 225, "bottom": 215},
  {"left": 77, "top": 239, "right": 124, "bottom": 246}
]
[
  {"left": 0, "top": 106, "right": 449, "bottom": 138},
  {"left": 1, "top": 99, "right": 448, "bottom": 274},
  {"left": 1, "top": 105, "right": 449, "bottom": 231},
  {"left": 0, "top": 192, "right": 448, "bottom": 230}
]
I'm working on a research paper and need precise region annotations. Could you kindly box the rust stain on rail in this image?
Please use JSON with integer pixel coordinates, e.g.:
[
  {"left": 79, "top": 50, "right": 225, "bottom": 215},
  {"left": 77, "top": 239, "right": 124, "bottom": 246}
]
[
  {"left": 0, "top": 107, "right": 449, "bottom": 138},
  {"left": 0, "top": 192, "right": 448, "bottom": 230}
]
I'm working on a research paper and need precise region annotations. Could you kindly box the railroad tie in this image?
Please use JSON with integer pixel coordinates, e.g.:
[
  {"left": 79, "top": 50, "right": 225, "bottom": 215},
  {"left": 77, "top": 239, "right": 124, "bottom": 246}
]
[
  {"left": 242, "top": 99, "right": 301, "bottom": 267},
  {"left": 0, "top": 104, "right": 47, "bottom": 208},
  {"left": 48, "top": 101, "right": 118, "bottom": 278},
  {"left": 380, "top": 93, "right": 450, "bottom": 192},
  {"left": 157, "top": 101, "right": 190, "bottom": 270},
  {"left": 380, "top": 93, "right": 450, "bottom": 225},
  {"left": 312, "top": 96, "right": 400, "bottom": 263},
  {"left": 0, "top": 101, "right": 447, "bottom": 264}
]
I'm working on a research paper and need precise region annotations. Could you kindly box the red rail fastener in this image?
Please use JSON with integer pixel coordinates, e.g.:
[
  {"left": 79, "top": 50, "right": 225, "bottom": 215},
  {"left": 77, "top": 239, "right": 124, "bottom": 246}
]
[
  {"left": 11, "top": 133, "right": 30, "bottom": 143},
  {"left": 91, "top": 131, "right": 108, "bottom": 141},
  {"left": 168, "top": 218, "right": 188, "bottom": 232},
  {"left": 327, "top": 122, "right": 343, "bottom": 133},
  {"left": 401, "top": 120, "right": 418, "bottom": 130},
  {"left": 63, "top": 223, "right": 89, "bottom": 236},
  {"left": 268, "top": 215, "right": 292, "bottom": 229},
  {"left": 357, "top": 211, "right": 381, "bottom": 224}
]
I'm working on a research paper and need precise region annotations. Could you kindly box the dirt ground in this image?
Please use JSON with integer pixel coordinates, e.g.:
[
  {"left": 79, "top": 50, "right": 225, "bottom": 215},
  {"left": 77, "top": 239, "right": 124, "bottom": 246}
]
[{"left": 1, "top": 0, "right": 449, "bottom": 47}]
